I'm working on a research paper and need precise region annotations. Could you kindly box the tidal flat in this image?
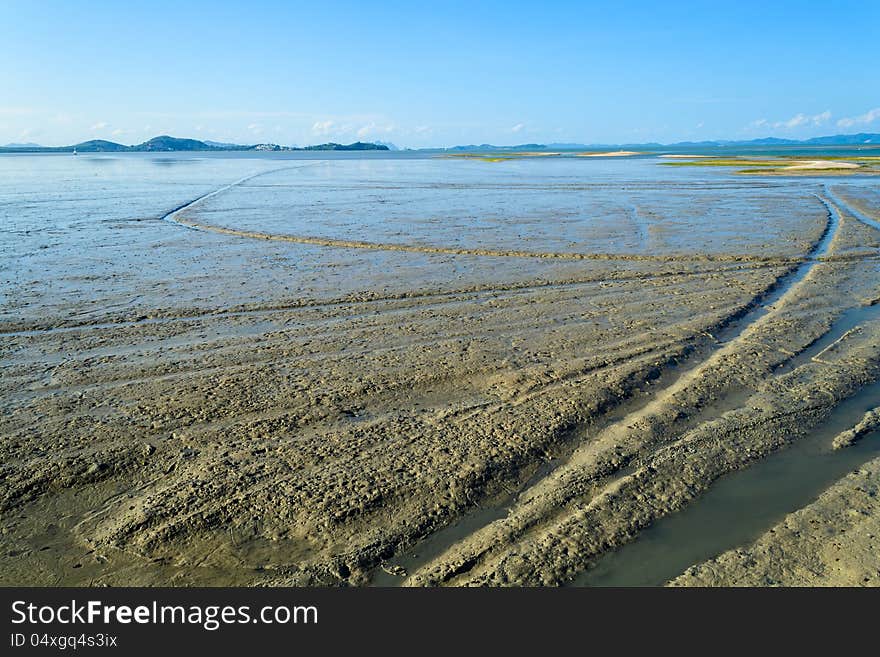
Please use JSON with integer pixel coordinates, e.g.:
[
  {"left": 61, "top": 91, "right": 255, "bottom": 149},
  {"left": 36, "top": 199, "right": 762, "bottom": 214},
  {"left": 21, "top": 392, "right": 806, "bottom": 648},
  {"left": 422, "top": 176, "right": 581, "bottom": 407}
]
[{"left": 1, "top": 152, "right": 879, "bottom": 586}]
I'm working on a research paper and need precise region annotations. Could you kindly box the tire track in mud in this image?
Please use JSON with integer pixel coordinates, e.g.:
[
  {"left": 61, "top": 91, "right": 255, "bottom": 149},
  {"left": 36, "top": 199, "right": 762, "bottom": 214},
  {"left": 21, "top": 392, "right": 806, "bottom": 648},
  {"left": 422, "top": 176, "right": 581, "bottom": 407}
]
[
  {"left": 159, "top": 164, "right": 316, "bottom": 228},
  {"left": 6, "top": 245, "right": 875, "bottom": 337},
  {"left": 371, "top": 192, "right": 847, "bottom": 585},
  {"left": 1, "top": 258, "right": 814, "bottom": 336},
  {"left": 166, "top": 212, "right": 814, "bottom": 264},
  {"left": 4, "top": 171, "right": 874, "bottom": 586},
  {"left": 160, "top": 168, "right": 825, "bottom": 265},
  {"left": 150, "top": 176, "right": 872, "bottom": 584},
  {"left": 7, "top": 175, "right": 861, "bottom": 338},
  {"left": 575, "top": 326, "right": 880, "bottom": 587}
]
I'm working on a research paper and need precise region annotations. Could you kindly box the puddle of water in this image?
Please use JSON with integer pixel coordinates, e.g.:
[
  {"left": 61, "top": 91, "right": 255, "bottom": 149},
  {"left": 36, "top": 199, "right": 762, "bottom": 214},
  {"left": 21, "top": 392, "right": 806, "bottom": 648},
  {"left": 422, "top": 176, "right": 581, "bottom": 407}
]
[
  {"left": 782, "top": 303, "right": 880, "bottom": 372},
  {"left": 369, "top": 505, "right": 508, "bottom": 587},
  {"left": 369, "top": 458, "right": 560, "bottom": 586},
  {"left": 570, "top": 378, "right": 880, "bottom": 587}
]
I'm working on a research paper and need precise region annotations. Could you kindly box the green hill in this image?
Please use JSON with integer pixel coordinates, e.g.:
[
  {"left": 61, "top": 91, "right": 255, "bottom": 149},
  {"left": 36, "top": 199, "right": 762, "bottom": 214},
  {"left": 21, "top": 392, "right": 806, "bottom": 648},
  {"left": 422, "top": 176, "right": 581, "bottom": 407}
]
[
  {"left": 302, "top": 141, "right": 389, "bottom": 151},
  {"left": 133, "top": 136, "right": 218, "bottom": 151},
  {"left": 72, "top": 139, "right": 130, "bottom": 152}
]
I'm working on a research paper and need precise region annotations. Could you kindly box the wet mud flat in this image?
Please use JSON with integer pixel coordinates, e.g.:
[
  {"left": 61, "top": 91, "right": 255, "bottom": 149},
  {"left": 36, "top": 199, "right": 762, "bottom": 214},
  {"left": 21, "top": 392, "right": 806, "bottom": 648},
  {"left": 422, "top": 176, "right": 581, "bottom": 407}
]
[{"left": 1, "top": 154, "right": 879, "bottom": 586}]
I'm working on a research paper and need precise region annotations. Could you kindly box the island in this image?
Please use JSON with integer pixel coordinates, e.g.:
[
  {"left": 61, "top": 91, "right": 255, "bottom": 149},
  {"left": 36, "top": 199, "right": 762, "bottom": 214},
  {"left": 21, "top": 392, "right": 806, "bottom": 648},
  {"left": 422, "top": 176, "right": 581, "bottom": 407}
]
[{"left": 0, "top": 135, "right": 390, "bottom": 153}]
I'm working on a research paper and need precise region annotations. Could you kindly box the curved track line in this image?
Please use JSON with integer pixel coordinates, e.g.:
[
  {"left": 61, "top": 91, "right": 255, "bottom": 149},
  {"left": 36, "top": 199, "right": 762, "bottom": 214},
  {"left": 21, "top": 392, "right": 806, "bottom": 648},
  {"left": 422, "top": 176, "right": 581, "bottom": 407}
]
[
  {"left": 161, "top": 169, "right": 830, "bottom": 265},
  {"left": 160, "top": 164, "right": 315, "bottom": 225},
  {"left": 0, "top": 260, "right": 797, "bottom": 336},
  {"left": 825, "top": 187, "right": 880, "bottom": 231},
  {"left": 167, "top": 215, "right": 810, "bottom": 265}
]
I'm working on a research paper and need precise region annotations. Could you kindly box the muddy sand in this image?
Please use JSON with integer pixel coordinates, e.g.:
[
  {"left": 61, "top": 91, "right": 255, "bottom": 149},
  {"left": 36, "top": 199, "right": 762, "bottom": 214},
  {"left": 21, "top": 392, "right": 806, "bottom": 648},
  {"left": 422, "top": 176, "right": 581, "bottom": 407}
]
[
  {"left": 1, "top": 155, "right": 879, "bottom": 586},
  {"left": 785, "top": 160, "right": 861, "bottom": 171}
]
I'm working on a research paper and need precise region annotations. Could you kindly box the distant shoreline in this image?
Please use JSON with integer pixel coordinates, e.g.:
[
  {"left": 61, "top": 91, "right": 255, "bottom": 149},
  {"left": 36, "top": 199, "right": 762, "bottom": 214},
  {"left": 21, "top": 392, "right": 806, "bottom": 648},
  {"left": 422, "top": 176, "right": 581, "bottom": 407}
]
[
  {"left": 3, "top": 131, "right": 878, "bottom": 154},
  {"left": 0, "top": 135, "right": 390, "bottom": 154}
]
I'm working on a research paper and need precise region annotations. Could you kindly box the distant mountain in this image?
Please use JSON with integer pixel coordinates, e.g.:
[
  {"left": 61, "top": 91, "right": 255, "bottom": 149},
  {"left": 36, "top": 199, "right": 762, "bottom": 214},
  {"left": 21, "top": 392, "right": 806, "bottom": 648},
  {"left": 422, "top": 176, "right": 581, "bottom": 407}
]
[
  {"left": 545, "top": 142, "right": 603, "bottom": 149},
  {"left": 740, "top": 137, "right": 799, "bottom": 145},
  {"left": 2, "top": 142, "right": 42, "bottom": 148},
  {"left": 203, "top": 140, "right": 244, "bottom": 149},
  {"left": 73, "top": 139, "right": 130, "bottom": 152},
  {"left": 658, "top": 134, "right": 879, "bottom": 148},
  {"left": 134, "top": 135, "right": 218, "bottom": 151},
  {"left": 302, "top": 142, "right": 389, "bottom": 151},
  {"left": 0, "top": 135, "right": 390, "bottom": 153},
  {"left": 804, "top": 133, "right": 878, "bottom": 145},
  {"left": 545, "top": 142, "right": 667, "bottom": 149},
  {"left": 439, "top": 133, "right": 880, "bottom": 152},
  {"left": 445, "top": 143, "right": 548, "bottom": 151}
]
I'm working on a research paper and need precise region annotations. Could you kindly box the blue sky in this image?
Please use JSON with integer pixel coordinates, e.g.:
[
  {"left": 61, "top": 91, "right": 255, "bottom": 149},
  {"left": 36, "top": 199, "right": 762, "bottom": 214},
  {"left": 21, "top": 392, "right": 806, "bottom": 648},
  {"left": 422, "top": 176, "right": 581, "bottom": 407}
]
[{"left": 2, "top": 0, "right": 878, "bottom": 147}]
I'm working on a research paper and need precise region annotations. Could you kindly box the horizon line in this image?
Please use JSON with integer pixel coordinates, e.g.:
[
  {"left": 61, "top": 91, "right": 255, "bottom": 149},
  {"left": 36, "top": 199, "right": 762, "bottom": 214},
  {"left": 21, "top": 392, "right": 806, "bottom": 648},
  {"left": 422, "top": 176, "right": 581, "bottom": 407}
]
[{"left": 2, "top": 129, "right": 879, "bottom": 152}]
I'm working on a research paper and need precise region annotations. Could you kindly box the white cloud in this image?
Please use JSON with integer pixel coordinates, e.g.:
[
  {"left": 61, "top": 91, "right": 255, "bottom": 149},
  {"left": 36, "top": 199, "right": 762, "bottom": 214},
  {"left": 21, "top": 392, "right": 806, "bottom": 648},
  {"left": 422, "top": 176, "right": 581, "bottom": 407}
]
[
  {"left": 247, "top": 123, "right": 263, "bottom": 135},
  {"left": 511, "top": 123, "right": 525, "bottom": 133},
  {"left": 837, "top": 107, "right": 880, "bottom": 128},
  {"left": 309, "top": 116, "right": 400, "bottom": 141},
  {"left": 771, "top": 110, "right": 831, "bottom": 129},
  {"left": 111, "top": 128, "right": 125, "bottom": 136},
  {"left": 312, "top": 120, "right": 335, "bottom": 136},
  {"left": 414, "top": 125, "right": 432, "bottom": 134},
  {"left": 356, "top": 122, "right": 394, "bottom": 139},
  {"left": 749, "top": 111, "right": 831, "bottom": 132},
  {"left": 781, "top": 113, "right": 808, "bottom": 128},
  {"left": 90, "top": 122, "right": 108, "bottom": 131}
]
